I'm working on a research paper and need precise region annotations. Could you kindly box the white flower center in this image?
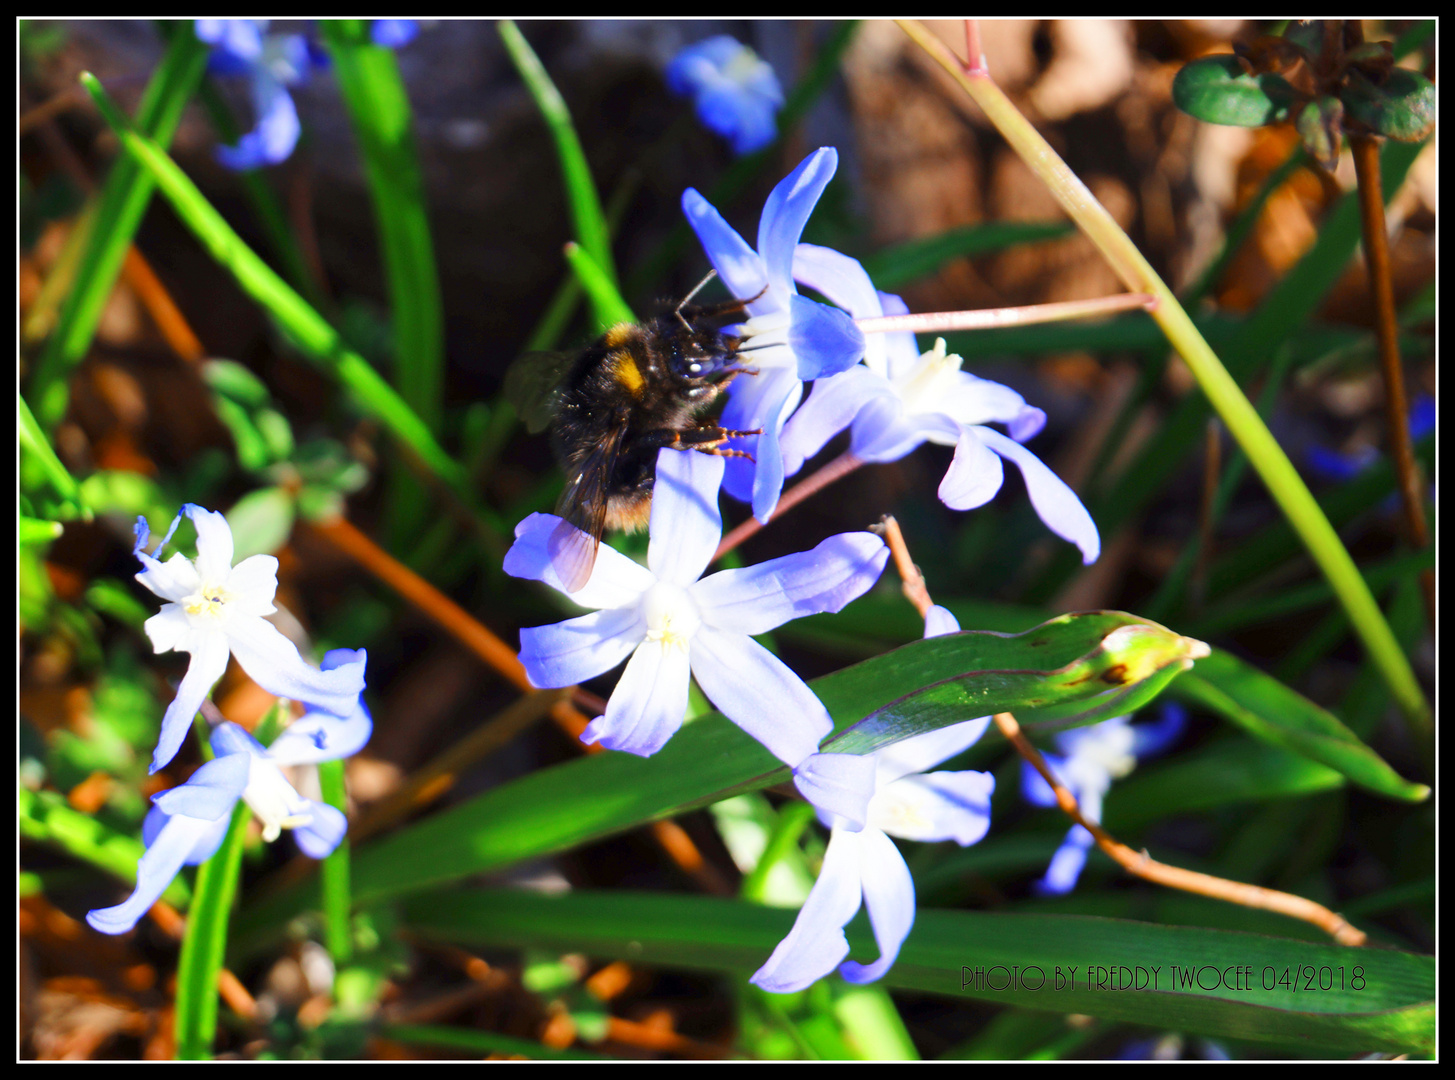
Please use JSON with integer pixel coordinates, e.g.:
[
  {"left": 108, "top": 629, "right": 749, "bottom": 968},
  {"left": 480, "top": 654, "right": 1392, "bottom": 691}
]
[
  {"left": 867, "top": 787, "right": 929, "bottom": 838},
  {"left": 894, "top": 337, "right": 964, "bottom": 418},
  {"left": 641, "top": 580, "right": 701, "bottom": 653},
  {"left": 182, "top": 578, "right": 233, "bottom": 621},
  {"left": 734, "top": 310, "right": 794, "bottom": 373},
  {"left": 241, "top": 756, "right": 314, "bottom": 843},
  {"left": 724, "top": 46, "right": 769, "bottom": 86}
]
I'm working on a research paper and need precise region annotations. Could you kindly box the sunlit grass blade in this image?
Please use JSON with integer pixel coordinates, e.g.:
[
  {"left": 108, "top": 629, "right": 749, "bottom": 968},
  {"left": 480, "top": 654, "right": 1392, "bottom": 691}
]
[
  {"left": 19, "top": 392, "right": 87, "bottom": 518},
  {"left": 1170, "top": 649, "right": 1427, "bottom": 802},
  {"left": 317, "top": 757, "right": 353, "bottom": 964},
  {"left": 27, "top": 22, "right": 209, "bottom": 429},
  {"left": 901, "top": 20, "right": 1428, "bottom": 735},
  {"left": 174, "top": 801, "right": 250, "bottom": 1060},
  {"left": 564, "top": 242, "right": 636, "bottom": 331},
  {"left": 498, "top": 19, "right": 617, "bottom": 329},
  {"left": 79, "top": 73, "right": 466, "bottom": 494},
  {"left": 400, "top": 888, "right": 1434, "bottom": 1055},
  {"left": 320, "top": 20, "right": 444, "bottom": 434}
]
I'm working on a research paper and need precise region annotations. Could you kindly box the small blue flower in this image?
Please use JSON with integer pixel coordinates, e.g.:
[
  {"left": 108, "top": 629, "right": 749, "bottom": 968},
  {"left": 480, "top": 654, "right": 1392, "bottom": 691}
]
[
  {"left": 196, "top": 19, "right": 317, "bottom": 170},
  {"left": 86, "top": 651, "right": 371, "bottom": 936},
  {"left": 370, "top": 19, "right": 419, "bottom": 48},
  {"left": 133, "top": 505, "right": 367, "bottom": 772},
  {"left": 683, "top": 148, "right": 867, "bottom": 522},
  {"left": 667, "top": 35, "right": 784, "bottom": 156},
  {"left": 751, "top": 608, "right": 995, "bottom": 993},
  {"left": 1305, "top": 393, "right": 1435, "bottom": 483},
  {"left": 1021, "top": 704, "right": 1185, "bottom": 894},
  {"left": 504, "top": 446, "right": 888, "bottom": 767},
  {"left": 779, "top": 288, "right": 1101, "bottom": 564}
]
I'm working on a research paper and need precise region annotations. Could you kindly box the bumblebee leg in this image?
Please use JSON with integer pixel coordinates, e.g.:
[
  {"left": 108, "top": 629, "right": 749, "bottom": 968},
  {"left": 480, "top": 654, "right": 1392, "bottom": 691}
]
[{"left": 675, "top": 425, "right": 763, "bottom": 463}]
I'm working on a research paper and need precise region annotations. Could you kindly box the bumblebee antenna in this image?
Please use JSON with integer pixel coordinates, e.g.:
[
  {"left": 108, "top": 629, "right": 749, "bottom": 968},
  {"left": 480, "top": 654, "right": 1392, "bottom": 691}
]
[{"left": 676, "top": 269, "right": 719, "bottom": 329}]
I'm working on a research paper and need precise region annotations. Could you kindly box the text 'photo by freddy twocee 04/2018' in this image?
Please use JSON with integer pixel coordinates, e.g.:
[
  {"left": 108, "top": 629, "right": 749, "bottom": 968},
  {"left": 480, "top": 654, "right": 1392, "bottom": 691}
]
[{"left": 20, "top": 18, "right": 1433, "bottom": 1061}]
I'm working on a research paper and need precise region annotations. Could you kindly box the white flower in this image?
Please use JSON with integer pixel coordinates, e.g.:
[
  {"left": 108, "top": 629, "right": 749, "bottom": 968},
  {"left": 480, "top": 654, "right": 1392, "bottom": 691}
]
[{"left": 134, "top": 504, "right": 366, "bottom": 772}]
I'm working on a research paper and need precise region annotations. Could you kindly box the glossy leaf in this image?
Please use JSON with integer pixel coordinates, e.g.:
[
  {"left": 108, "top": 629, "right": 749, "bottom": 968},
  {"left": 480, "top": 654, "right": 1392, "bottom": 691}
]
[
  {"left": 1341, "top": 68, "right": 1437, "bottom": 142},
  {"left": 400, "top": 887, "right": 1434, "bottom": 1055},
  {"left": 230, "top": 611, "right": 1204, "bottom": 952},
  {"left": 1169, "top": 649, "right": 1427, "bottom": 803},
  {"left": 1172, "top": 55, "right": 1297, "bottom": 128}
]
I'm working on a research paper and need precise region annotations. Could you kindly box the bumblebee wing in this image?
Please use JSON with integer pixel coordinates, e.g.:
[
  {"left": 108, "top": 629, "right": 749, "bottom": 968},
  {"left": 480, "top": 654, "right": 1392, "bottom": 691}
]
[
  {"left": 550, "top": 417, "right": 627, "bottom": 593},
  {"left": 505, "top": 350, "right": 575, "bottom": 434}
]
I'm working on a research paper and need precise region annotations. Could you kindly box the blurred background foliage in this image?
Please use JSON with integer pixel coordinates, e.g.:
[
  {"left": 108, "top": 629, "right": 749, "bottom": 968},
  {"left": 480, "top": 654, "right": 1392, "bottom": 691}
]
[{"left": 19, "top": 19, "right": 1433, "bottom": 1060}]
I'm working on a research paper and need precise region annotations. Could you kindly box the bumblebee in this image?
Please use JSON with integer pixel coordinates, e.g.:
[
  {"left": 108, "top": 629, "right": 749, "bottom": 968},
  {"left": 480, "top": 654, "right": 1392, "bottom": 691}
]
[{"left": 505, "top": 276, "right": 760, "bottom": 593}]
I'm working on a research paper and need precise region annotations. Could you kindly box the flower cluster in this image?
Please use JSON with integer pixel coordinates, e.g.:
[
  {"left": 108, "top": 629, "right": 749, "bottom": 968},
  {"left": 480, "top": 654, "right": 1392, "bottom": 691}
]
[
  {"left": 509, "top": 149, "right": 1106, "bottom": 991},
  {"left": 1021, "top": 704, "right": 1185, "bottom": 894},
  {"left": 196, "top": 19, "right": 418, "bottom": 170},
  {"left": 667, "top": 35, "right": 784, "bottom": 156},
  {"left": 88, "top": 506, "right": 372, "bottom": 935}
]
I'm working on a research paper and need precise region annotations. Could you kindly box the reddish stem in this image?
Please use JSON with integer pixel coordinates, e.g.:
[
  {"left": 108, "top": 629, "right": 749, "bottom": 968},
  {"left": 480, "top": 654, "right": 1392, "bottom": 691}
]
[{"left": 712, "top": 451, "right": 864, "bottom": 563}]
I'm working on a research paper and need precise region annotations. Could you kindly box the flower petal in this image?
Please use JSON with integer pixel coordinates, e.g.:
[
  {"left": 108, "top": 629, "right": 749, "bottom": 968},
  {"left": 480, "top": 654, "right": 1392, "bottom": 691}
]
[
  {"left": 872, "top": 769, "right": 994, "bottom": 845},
  {"left": 216, "top": 72, "right": 300, "bottom": 169},
  {"left": 792, "top": 242, "right": 885, "bottom": 374},
  {"left": 225, "top": 554, "right": 280, "bottom": 615},
  {"left": 937, "top": 426, "right": 1004, "bottom": 511},
  {"left": 872, "top": 717, "right": 992, "bottom": 785},
  {"left": 788, "top": 294, "right": 864, "bottom": 381},
  {"left": 1131, "top": 702, "right": 1186, "bottom": 759},
  {"left": 681, "top": 188, "right": 770, "bottom": 310},
  {"left": 689, "top": 627, "right": 831, "bottom": 766},
  {"left": 692, "top": 532, "right": 887, "bottom": 636},
  {"left": 851, "top": 393, "right": 936, "bottom": 463},
  {"left": 185, "top": 504, "right": 235, "bottom": 582},
  {"left": 135, "top": 550, "right": 201, "bottom": 604},
  {"left": 779, "top": 366, "right": 885, "bottom": 478},
  {"left": 151, "top": 628, "right": 231, "bottom": 773},
  {"left": 758, "top": 148, "right": 837, "bottom": 296},
  {"left": 225, "top": 616, "right": 368, "bottom": 717},
  {"left": 839, "top": 828, "right": 915, "bottom": 984},
  {"left": 581, "top": 637, "right": 691, "bottom": 757},
  {"left": 975, "top": 426, "right": 1100, "bottom": 564},
  {"left": 648, "top": 447, "right": 724, "bottom": 586},
  {"left": 1035, "top": 825, "right": 1094, "bottom": 895},
  {"left": 793, "top": 752, "right": 877, "bottom": 830},
  {"left": 1020, "top": 752, "right": 1067, "bottom": 809},
  {"left": 923, "top": 605, "right": 960, "bottom": 638},
  {"left": 292, "top": 800, "right": 348, "bottom": 859},
  {"left": 750, "top": 826, "right": 863, "bottom": 993},
  {"left": 504, "top": 512, "right": 656, "bottom": 609},
  {"left": 748, "top": 382, "right": 799, "bottom": 523},
  {"left": 143, "top": 604, "right": 193, "bottom": 655},
  {"left": 268, "top": 698, "right": 373, "bottom": 766},
  {"left": 519, "top": 606, "right": 645, "bottom": 689},
  {"left": 152, "top": 752, "right": 250, "bottom": 819},
  {"left": 86, "top": 813, "right": 223, "bottom": 935}
]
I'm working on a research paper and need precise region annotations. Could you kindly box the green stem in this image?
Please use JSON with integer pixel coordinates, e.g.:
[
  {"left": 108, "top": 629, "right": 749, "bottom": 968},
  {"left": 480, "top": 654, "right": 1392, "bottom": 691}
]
[
  {"left": 28, "top": 23, "right": 208, "bottom": 430},
  {"left": 318, "top": 758, "right": 354, "bottom": 964},
  {"left": 899, "top": 20, "right": 1430, "bottom": 737},
  {"left": 174, "top": 801, "right": 250, "bottom": 1060}
]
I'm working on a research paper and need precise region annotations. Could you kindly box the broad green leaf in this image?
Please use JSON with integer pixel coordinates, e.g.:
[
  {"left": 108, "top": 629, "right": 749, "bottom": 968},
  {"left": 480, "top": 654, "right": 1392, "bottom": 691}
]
[
  {"left": 1341, "top": 68, "right": 1437, "bottom": 142},
  {"left": 230, "top": 612, "right": 1205, "bottom": 951},
  {"left": 1102, "top": 738, "right": 1345, "bottom": 832},
  {"left": 400, "top": 888, "right": 1434, "bottom": 1055},
  {"left": 1168, "top": 650, "right": 1427, "bottom": 802},
  {"left": 1172, "top": 55, "right": 1298, "bottom": 128}
]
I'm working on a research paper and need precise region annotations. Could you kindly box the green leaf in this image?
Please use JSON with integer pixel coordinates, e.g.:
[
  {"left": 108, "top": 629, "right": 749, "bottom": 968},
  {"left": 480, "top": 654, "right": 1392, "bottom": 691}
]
[
  {"left": 27, "top": 24, "right": 209, "bottom": 429},
  {"left": 1341, "top": 68, "right": 1437, "bottom": 142},
  {"left": 175, "top": 802, "right": 250, "bottom": 1060},
  {"left": 400, "top": 888, "right": 1434, "bottom": 1055},
  {"left": 563, "top": 242, "right": 635, "bottom": 332},
  {"left": 230, "top": 612, "right": 1205, "bottom": 952},
  {"left": 19, "top": 516, "right": 64, "bottom": 545},
  {"left": 1169, "top": 650, "right": 1427, "bottom": 803},
  {"left": 1296, "top": 95, "right": 1344, "bottom": 171},
  {"left": 225, "top": 487, "right": 296, "bottom": 560},
  {"left": 1172, "top": 55, "right": 1298, "bottom": 128}
]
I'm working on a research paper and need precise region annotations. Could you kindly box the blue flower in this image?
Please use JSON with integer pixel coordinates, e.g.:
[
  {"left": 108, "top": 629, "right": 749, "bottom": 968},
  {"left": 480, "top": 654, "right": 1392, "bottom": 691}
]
[
  {"left": 667, "top": 35, "right": 784, "bottom": 156},
  {"left": 1021, "top": 704, "right": 1185, "bottom": 894},
  {"left": 133, "top": 504, "right": 367, "bottom": 772},
  {"left": 196, "top": 19, "right": 318, "bottom": 170},
  {"left": 504, "top": 446, "right": 888, "bottom": 766},
  {"left": 682, "top": 148, "right": 867, "bottom": 523},
  {"left": 86, "top": 651, "right": 371, "bottom": 936},
  {"left": 369, "top": 19, "right": 419, "bottom": 48},
  {"left": 751, "top": 607, "right": 995, "bottom": 993},
  {"left": 779, "top": 288, "right": 1101, "bottom": 564},
  {"left": 1305, "top": 393, "right": 1435, "bottom": 483}
]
